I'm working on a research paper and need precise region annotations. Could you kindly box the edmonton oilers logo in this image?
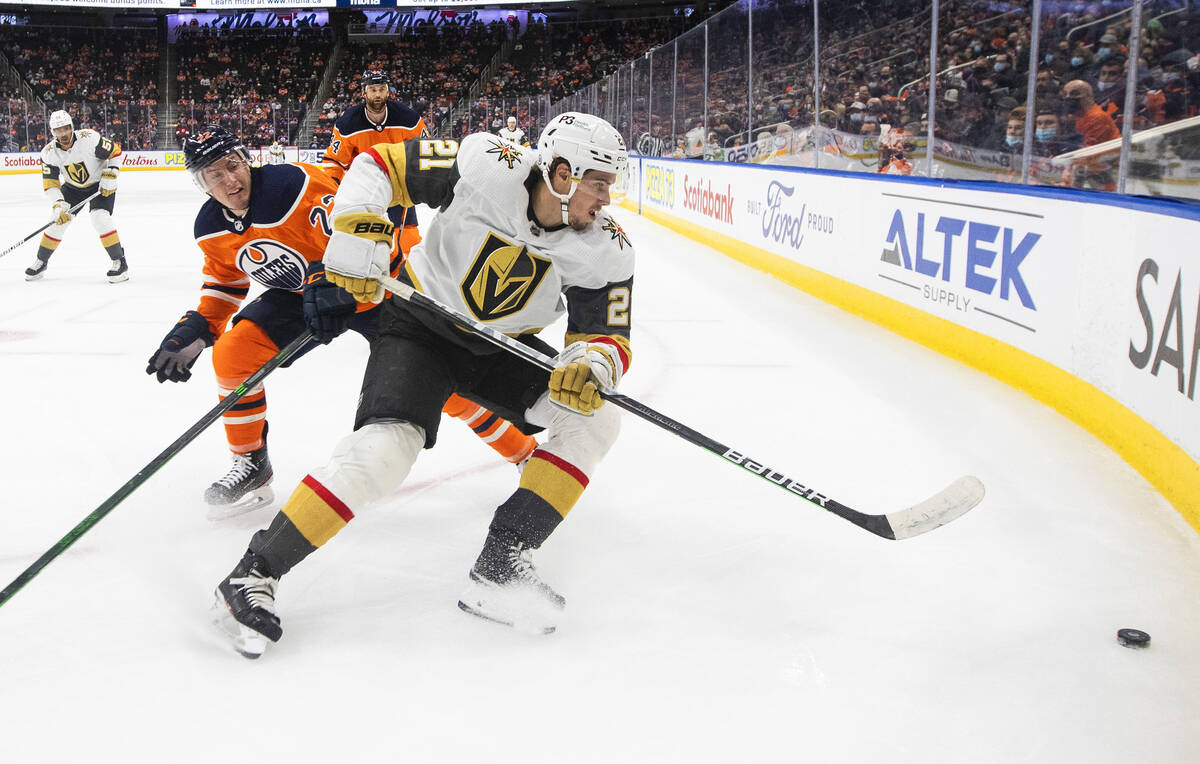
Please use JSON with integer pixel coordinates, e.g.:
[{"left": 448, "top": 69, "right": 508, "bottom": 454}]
[{"left": 236, "top": 240, "right": 308, "bottom": 291}]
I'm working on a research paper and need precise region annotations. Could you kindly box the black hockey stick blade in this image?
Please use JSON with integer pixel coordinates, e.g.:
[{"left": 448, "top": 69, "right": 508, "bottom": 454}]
[
  {"left": 0, "top": 192, "right": 102, "bottom": 259},
  {"left": 0, "top": 331, "right": 315, "bottom": 608},
  {"left": 376, "top": 275, "right": 984, "bottom": 540}
]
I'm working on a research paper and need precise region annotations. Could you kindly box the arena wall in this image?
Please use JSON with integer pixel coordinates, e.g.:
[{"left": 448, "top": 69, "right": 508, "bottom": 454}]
[
  {"left": 0, "top": 148, "right": 324, "bottom": 174},
  {"left": 619, "top": 156, "right": 1200, "bottom": 536}
]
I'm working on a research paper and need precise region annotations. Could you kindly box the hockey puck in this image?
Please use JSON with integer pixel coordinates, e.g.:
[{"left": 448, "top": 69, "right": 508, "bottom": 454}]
[{"left": 1117, "top": 628, "right": 1151, "bottom": 648}]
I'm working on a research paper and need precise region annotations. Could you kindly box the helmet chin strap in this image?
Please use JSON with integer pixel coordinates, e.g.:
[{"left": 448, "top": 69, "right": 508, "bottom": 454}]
[{"left": 541, "top": 166, "right": 579, "bottom": 226}]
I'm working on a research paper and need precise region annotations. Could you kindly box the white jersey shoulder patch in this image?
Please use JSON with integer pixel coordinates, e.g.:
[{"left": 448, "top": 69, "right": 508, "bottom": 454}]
[{"left": 455, "top": 132, "right": 536, "bottom": 188}]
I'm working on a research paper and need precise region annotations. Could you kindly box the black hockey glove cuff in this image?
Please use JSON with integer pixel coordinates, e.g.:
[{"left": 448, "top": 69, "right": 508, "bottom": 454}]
[
  {"left": 303, "top": 260, "right": 358, "bottom": 345},
  {"left": 146, "top": 310, "right": 214, "bottom": 383}
]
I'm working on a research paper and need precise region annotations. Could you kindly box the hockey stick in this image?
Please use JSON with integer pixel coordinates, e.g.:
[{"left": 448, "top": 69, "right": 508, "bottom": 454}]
[
  {"left": 376, "top": 275, "right": 983, "bottom": 540},
  {"left": 0, "top": 191, "right": 103, "bottom": 260},
  {"left": 0, "top": 331, "right": 315, "bottom": 608}
]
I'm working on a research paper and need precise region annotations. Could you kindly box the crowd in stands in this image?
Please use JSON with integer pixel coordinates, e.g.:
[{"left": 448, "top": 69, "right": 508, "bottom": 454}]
[
  {"left": 174, "top": 21, "right": 331, "bottom": 147},
  {"left": 1, "top": 24, "right": 159, "bottom": 150},
  {"left": 2, "top": 2, "right": 1197, "bottom": 195},
  {"left": 624, "top": 0, "right": 1200, "bottom": 191}
]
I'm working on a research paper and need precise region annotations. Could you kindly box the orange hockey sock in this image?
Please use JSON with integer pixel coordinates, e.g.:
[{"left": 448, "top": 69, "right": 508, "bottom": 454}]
[
  {"left": 442, "top": 393, "right": 537, "bottom": 464},
  {"left": 213, "top": 320, "right": 279, "bottom": 454}
]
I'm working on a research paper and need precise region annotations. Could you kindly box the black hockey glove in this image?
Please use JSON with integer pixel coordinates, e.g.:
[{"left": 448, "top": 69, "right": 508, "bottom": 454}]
[
  {"left": 146, "top": 310, "right": 214, "bottom": 383},
  {"left": 303, "top": 260, "right": 358, "bottom": 345}
]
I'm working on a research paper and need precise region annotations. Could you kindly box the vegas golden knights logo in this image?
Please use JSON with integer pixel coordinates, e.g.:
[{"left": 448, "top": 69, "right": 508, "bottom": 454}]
[
  {"left": 65, "top": 162, "right": 90, "bottom": 185},
  {"left": 461, "top": 233, "right": 551, "bottom": 321}
]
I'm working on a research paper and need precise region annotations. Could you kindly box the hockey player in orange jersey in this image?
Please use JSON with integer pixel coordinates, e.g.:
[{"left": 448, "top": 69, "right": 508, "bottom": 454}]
[
  {"left": 146, "top": 125, "right": 537, "bottom": 518},
  {"left": 322, "top": 69, "right": 424, "bottom": 259}
]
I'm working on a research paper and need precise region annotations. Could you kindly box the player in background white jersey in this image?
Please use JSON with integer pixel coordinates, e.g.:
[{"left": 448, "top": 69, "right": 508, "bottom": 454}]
[
  {"left": 212, "top": 112, "right": 634, "bottom": 657},
  {"left": 498, "top": 115, "right": 530, "bottom": 146},
  {"left": 26, "top": 110, "right": 129, "bottom": 283},
  {"left": 266, "top": 141, "right": 286, "bottom": 165}
]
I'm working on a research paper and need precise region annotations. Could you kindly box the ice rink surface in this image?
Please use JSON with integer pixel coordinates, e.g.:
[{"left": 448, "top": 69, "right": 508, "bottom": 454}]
[{"left": 0, "top": 169, "right": 1197, "bottom": 763}]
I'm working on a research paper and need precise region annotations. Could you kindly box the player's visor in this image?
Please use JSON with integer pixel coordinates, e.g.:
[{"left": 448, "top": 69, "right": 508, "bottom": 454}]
[{"left": 194, "top": 154, "right": 249, "bottom": 193}]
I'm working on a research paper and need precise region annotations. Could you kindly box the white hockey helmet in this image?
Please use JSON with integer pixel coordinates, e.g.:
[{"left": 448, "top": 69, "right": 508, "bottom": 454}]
[
  {"left": 537, "top": 112, "right": 627, "bottom": 180},
  {"left": 536, "top": 112, "right": 627, "bottom": 224},
  {"left": 49, "top": 110, "right": 73, "bottom": 131}
]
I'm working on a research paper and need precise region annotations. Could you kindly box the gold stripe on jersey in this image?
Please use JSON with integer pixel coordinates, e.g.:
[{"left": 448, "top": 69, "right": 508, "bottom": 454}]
[
  {"left": 42, "top": 178, "right": 61, "bottom": 192},
  {"left": 368, "top": 143, "right": 414, "bottom": 208},
  {"left": 402, "top": 259, "right": 425, "bottom": 293}
]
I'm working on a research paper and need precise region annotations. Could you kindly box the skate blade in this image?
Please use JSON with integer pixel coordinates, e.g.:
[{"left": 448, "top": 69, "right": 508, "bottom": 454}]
[
  {"left": 458, "top": 600, "right": 555, "bottom": 635},
  {"left": 107, "top": 273, "right": 129, "bottom": 283},
  {"left": 25, "top": 273, "right": 44, "bottom": 282},
  {"left": 211, "top": 592, "right": 268, "bottom": 659},
  {"left": 206, "top": 485, "right": 275, "bottom": 521},
  {"left": 457, "top": 580, "right": 558, "bottom": 635}
]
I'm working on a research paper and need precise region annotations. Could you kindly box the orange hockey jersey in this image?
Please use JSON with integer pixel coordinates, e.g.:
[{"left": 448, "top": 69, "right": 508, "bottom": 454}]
[
  {"left": 321, "top": 100, "right": 426, "bottom": 184},
  {"left": 192, "top": 162, "right": 397, "bottom": 338}
]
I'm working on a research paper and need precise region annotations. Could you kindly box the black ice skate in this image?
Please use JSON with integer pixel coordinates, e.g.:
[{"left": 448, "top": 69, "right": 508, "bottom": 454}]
[
  {"left": 458, "top": 529, "right": 565, "bottom": 635},
  {"left": 24, "top": 257, "right": 48, "bottom": 282},
  {"left": 204, "top": 444, "right": 274, "bottom": 519},
  {"left": 212, "top": 550, "right": 282, "bottom": 659},
  {"left": 106, "top": 255, "right": 129, "bottom": 283}
]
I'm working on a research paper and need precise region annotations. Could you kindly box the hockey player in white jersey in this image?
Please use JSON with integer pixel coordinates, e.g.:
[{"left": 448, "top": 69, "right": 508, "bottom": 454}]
[
  {"left": 498, "top": 115, "right": 530, "bottom": 146},
  {"left": 213, "top": 112, "right": 633, "bottom": 657},
  {"left": 266, "top": 141, "right": 286, "bottom": 165},
  {"left": 26, "top": 110, "right": 129, "bottom": 283}
]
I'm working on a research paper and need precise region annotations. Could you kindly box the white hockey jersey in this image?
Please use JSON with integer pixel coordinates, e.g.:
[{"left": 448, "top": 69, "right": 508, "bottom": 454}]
[
  {"left": 267, "top": 143, "right": 287, "bottom": 165},
  {"left": 334, "top": 132, "right": 634, "bottom": 366},
  {"left": 40, "top": 129, "right": 121, "bottom": 199},
  {"left": 497, "top": 126, "right": 528, "bottom": 146}
]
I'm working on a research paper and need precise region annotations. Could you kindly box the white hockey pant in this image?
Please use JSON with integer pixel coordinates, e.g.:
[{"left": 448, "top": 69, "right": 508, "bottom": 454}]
[
  {"left": 308, "top": 419, "right": 426, "bottom": 511},
  {"left": 524, "top": 391, "right": 621, "bottom": 477}
]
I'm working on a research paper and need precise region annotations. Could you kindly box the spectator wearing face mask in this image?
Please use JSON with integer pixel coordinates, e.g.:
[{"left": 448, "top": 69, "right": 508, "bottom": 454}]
[
  {"left": 1063, "top": 80, "right": 1119, "bottom": 189},
  {"left": 1046, "top": 40, "right": 1073, "bottom": 78},
  {"left": 1068, "top": 40, "right": 1095, "bottom": 75},
  {"left": 1063, "top": 79, "right": 1120, "bottom": 146},
  {"left": 990, "top": 53, "right": 1022, "bottom": 92},
  {"left": 1000, "top": 108, "right": 1025, "bottom": 153},
  {"left": 1094, "top": 34, "right": 1123, "bottom": 67},
  {"left": 846, "top": 100, "right": 867, "bottom": 131},
  {"left": 1094, "top": 56, "right": 1128, "bottom": 121},
  {"left": 1157, "top": 49, "right": 1192, "bottom": 123},
  {"left": 1032, "top": 106, "right": 1076, "bottom": 156}
]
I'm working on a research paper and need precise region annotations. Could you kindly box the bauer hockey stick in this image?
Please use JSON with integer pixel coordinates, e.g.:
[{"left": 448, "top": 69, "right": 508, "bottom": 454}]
[
  {"left": 377, "top": 274, "right": 984, "bottom": 541},
  {"left": 0, "top": 331, "right": 315, "bottom": 608},
  {"left": 0, "top": 191, "right": 103, "bottom": 260}
]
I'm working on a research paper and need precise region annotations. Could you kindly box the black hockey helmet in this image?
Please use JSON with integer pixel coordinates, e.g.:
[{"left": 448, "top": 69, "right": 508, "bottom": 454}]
[
  {"left": 183, "top": 125, "right": 249, "bottom": 193},
  {"left": 362, "top": 69, "right": 389, "bottom": 86},
  {"left": 184, "top": 125, "right": 246, "bottom": 173}
]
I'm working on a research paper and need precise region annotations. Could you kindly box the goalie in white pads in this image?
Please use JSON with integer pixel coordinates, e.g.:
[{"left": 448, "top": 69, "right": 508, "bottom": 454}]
[
  {"left": 213, "top": 112, "right": 633, "bottom": 657},
  {"left": 26, "top": 110, "right": 129, "bottom": 283}
]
